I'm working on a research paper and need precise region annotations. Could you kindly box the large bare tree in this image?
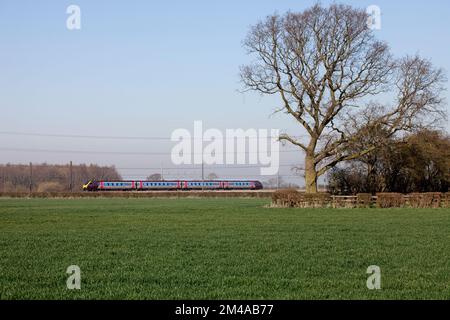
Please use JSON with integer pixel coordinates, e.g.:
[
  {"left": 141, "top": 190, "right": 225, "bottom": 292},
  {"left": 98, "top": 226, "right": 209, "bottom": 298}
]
[{"left": 240, "top": 4, "right": 447, "bottom": 193}]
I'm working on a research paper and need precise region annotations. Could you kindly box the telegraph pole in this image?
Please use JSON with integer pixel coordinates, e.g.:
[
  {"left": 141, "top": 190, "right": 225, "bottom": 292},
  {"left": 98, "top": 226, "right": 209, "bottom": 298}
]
[
  {"left": 69, "top": 161, "right": 73, "bottom": 192},
  {"left": 29, "top": 162, "right": 33, "bottom": 194},
  {"left": 277, "top": 173, "right": 280, "bottom": 190},
  {"left": 201, "top": 161, "right": 204, "bottom": 182},
  {"left": 201, "top": 156, "right": 204, "bottom": 191}
]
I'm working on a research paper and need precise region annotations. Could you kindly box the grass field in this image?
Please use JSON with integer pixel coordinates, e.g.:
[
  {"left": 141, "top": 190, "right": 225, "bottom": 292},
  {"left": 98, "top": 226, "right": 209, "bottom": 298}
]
[{"left": 0, "top": 198, "right": 449, "bottom": 300}]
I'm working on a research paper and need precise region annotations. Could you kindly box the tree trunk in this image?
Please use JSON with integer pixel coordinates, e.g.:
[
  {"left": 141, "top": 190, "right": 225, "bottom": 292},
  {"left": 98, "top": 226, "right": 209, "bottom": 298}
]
[{"left": 305, "top": 154, "right": 318, "bottom": 193}]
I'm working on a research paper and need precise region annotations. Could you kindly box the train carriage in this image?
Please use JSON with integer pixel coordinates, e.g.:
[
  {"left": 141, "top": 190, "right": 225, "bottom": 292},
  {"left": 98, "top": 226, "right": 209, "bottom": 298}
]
[
  {"left": 83, "top": 179, "right": 263, "bottom": 191},
  {"left": 138, "top": 181, "right": 180, "bottom": 190},
  {"left": 96, "top": 181, "right": 135, "bottom": 191},
  {"left": 184, "top": 181, "right": 222, "bottom": 190}
]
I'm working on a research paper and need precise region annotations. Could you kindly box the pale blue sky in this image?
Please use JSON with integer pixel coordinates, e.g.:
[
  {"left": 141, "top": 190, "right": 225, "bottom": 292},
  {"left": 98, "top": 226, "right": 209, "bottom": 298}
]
[{"left": 0, "top": 0, "right": 449, "bottom": 183}]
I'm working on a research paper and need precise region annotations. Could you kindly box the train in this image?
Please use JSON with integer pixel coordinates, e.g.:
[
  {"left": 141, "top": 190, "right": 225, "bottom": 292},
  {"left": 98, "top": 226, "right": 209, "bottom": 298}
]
[{"left": 82, "top": 180, "right": 263, "bottom": 191}]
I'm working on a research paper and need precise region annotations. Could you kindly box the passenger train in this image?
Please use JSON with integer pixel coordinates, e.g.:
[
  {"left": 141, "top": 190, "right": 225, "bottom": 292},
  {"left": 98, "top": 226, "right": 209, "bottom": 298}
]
[{"left": 82, "top": 180, "right": 263, "bottom": 191}]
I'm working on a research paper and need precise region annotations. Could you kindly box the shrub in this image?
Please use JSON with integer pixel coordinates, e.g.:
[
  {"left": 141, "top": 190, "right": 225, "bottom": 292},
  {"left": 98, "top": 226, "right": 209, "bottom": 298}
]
[
  {"left": 331, "top": 195, "right": 357, "bottom": 208},
  {"left": 376, "top": 193, "right": 405, "bottom": 208},
  {"left": 408, "top": 193, "right": 442, "bottom": 208},
  {"left": 443, "top": 193, "right": 450, "bottom": 208},
  {"left": 357, "top": 193, "right": 372, "bottom": 208},
  {"left": 302, "top": 193, "right": 331, "bottom": 208},
  {"left": 272, "top": 189, "right": 303, "bottom": 207}
]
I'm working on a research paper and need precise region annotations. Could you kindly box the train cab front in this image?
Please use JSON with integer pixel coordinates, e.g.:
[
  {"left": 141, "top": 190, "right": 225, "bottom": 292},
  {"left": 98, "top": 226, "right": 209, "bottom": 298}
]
[
  {"left": 254, "top": 181, "right": 263, "bottom": 190},
  {"left": 82, "top": 180, "right": 99, "bottom": 191}
]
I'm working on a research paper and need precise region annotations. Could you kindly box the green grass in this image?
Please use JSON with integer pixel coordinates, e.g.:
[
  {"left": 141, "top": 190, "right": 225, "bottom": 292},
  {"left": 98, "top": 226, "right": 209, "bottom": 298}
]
[{"left": 0, "top": 198, "right": 449, "bottom": 300}]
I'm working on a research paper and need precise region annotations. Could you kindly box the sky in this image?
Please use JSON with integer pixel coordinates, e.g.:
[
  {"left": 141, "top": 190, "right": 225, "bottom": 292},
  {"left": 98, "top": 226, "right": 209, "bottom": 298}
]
[{"left": 0, "top": 0, "right": 449, "bottom": 184}]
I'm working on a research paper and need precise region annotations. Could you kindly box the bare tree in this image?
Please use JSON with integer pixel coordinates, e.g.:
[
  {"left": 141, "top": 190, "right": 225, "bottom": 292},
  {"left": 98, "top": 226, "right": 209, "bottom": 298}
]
[
  {"left": 206, "top": 173, "right": 219, "bottom": 180},
  {"left": 147, "top": 173, "right": 162, "bottom": 181},
  {"left": 241, "top": 4, "right": 446, "bottom": 193}
]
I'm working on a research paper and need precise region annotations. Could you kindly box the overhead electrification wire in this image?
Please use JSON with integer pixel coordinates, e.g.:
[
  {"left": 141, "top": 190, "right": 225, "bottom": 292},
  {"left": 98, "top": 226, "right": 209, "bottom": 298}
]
[
  {"left": 0, "top": 131, "right": 310, "bottom": 140},
  {"left": 0, "top": 147, "right": 306, "bottom": 155}
]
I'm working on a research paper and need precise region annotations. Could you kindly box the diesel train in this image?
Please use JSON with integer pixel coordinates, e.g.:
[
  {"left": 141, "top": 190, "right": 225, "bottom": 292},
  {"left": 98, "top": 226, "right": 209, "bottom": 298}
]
[{"left": 82, "top": 180, "right": 263, "bottom": 191}]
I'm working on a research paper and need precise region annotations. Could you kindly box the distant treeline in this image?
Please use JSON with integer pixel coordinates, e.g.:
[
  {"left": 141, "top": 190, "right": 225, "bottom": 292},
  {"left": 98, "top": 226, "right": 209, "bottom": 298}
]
[{"left": 0, "top": 164, "right": 122, "bottom": 192}]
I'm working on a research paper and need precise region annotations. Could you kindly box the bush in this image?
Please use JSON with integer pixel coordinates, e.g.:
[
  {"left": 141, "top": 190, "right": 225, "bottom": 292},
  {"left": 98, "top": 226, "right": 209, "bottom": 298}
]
[
  {"left": 303, "top": 193, "right": 331, "bottom": 208},
  {"left": 357, "top": 193, "right": 372, "bottom": 208},
  {"left": 272, "top": 189, "right": 303, "bottom": 207},
  {"left": 376, "top": 193, "right": 405, "bottom": 208},
  {"left": 408, "top": 193, "right": 442, "bottom": 208},
  {"left": 332, "top": 196, "right": 354, "bottom": 208},
  {"left": 272, "top": 190, "right": 332, "bottom": 208},
  {"left": 443, "top": 193, "right": 450, "bottom": 208}
]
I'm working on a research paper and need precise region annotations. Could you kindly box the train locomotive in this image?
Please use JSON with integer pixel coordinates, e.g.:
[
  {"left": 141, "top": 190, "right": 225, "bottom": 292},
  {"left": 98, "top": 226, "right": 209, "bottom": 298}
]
[{"left": 82, "top": 180, "right": 263, "bottom": 191}]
